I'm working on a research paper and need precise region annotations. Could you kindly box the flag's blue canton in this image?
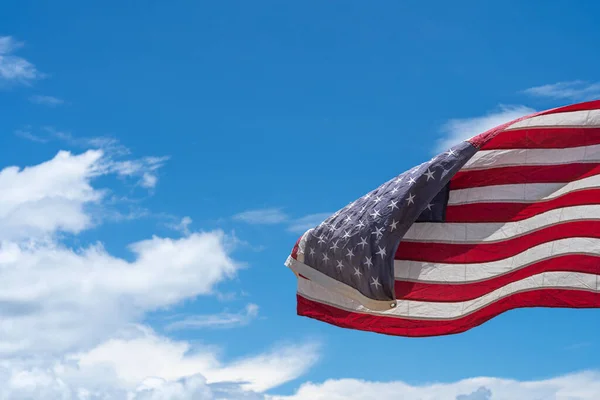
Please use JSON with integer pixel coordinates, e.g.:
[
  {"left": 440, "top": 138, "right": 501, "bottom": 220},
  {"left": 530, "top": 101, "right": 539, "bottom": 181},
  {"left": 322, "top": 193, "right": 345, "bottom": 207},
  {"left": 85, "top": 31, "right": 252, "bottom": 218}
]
[{"left": 302, "top": 141, "right": 478, "bottom": 303}]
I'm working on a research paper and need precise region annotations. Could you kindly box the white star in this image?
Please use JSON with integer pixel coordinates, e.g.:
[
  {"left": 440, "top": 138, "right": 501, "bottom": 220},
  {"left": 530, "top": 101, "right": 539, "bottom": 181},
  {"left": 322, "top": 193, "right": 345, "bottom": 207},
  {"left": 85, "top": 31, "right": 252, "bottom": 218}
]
[
  {"left": 374, "top": 195, "right": 382, "bottom": 203},
  {"left": 388, "top": 200, "right": 399, "bottom": 211},
  {"left": 329, "top": 223, "right": 337, "bottom": 232},
  {"left": 353, "top": 267, "right": 362, "bottom": 278},
  {"left": 346, "top": 248, "right": 354, "bottom": 259},
  {"left": 426, "top": 203, "right": 434, "bottom": 211},
  {"left": 347, "top": 202, "right": 355, "bottom": 209},
  {"left": 376, "top": 246, "right": 387, "bottom": 259},
  {"left": 358, "top": 237, "right": 368, "bottom": 249},
  {"left": 447, "top": 148, "right": 456, "bottom": 157},
  {"left": 408, "top": 177, "right": 417, "bottom": 185},
  {"left": 370, "top": 277, "right": 382, "bottom": 290},
  {"left": 360, "top": 205, "right": 367, "bottom": 213},
  {"left": 425, "top": 169, "right": 435, "bottom": 181},
  {"left": 364, "top": 193, "right": 371, "bottom": 199},
  {"left": 370, "top": 209, "right": 381, "bottom": 219},
  {"left": 391, "top": 186, "right": 399, "bottom": 194},
  {"left": 395, "top": 176, "right": 403, "bottom": 184},
  {"left": 330, "top": 240, "right": 339, "bottom": 251},
  {"left": 343, "top": 230, "right": 352, "bottom": 239},
  {"left": 318, "top": 234, "right": 326, "bottom": 245},
  {"left": 364, "top": 256, "right": 373, "bottom": 268},
  {"left": 345, "top": 216, "right": 352, "bottom": 223},
  {"left": 357, "top": 220, "right": 365, "bottom": 229},
  {"left": 322, "top": 253, "right": 329, "bottom": 263},
  {"left": 406, "top": 193, "right": 415, "bottom": 205},
  {"left": 336, "top": 260, "right": 344, "bottom": 270},
  {"left": 389, "top": 219, "right": 398, "bottom": 231},
  {"left": 371, "top": 226, "right": 384, "bottom": 239},
  {"left": 309, "top": 247, "right": 315, "bottom": 256}
]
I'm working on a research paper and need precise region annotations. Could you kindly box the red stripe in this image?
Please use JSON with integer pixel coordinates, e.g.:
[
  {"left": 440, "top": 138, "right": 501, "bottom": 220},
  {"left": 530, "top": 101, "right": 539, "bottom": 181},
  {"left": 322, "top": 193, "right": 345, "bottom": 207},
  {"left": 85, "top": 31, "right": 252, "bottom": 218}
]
[
  {"left": 297, "top": 288, "right": 600, "bottom": 337},
  {"left": 479, "top": 127, "right": 600, "bottom": 150},
  {"left": 450, "top": 163, "right": 600, "bottom": 190},
  {"left": 395, "top": 220, "right": 600, "bottom": 264},
  {"left": 290, "top": 237, "right": 301, "bottom": 260},
  {"left": 446, "top": 189, "right": 600, "bottom": 223},
  {"left": 395, "top": 254, "right": 600, "bottom": 302}
]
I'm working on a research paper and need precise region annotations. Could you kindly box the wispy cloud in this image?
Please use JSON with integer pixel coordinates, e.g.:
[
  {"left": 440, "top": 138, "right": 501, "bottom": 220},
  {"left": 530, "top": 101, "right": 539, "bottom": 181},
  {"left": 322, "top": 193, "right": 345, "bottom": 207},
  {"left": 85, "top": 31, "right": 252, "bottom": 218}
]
[
  {"left": 14, "top": 126, "right": 169, "bottom": 189},
  {"left": 165, "top": 216, "right": 193, "bottom": 235},
  {"left": 165, "top": 304, "right": 259, "bottom": 331},
  {"left": 287, "top": 212, "right": 332, "bottom": 234},
  {"left": 232, "top": 208, "right": 332, "bottom": 234},
  {"left": 0, "top": 36, "right": 42, "bottom": 86},
  {"left": 14, "top": 127, "right": 48, "bottom": 143},
  {"left": 436, "top": 105, "right": 535, "bottom": 153},
  {"left": 233, "top": 208, "right": 289, "bottom": 224},
  {"left": 29, "top": 94, "right": 64, "bottom": 106},
  {"left": 523, "top": 80, "right": 600, "bottom": 101}
]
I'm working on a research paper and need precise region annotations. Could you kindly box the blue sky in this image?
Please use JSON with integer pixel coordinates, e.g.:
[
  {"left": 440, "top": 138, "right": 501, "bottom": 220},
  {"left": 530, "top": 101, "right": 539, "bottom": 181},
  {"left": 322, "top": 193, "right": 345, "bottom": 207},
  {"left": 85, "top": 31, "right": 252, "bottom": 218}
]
[{"left": 1, "top": 1, "right": 600, "bottom": 399}]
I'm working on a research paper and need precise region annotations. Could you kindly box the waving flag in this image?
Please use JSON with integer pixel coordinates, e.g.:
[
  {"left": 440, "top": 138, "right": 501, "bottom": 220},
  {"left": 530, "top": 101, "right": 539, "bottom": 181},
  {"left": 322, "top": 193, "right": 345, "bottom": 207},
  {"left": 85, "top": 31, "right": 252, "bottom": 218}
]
[{"left": 285, "top": 100, "right": 600, "bottom": 337}]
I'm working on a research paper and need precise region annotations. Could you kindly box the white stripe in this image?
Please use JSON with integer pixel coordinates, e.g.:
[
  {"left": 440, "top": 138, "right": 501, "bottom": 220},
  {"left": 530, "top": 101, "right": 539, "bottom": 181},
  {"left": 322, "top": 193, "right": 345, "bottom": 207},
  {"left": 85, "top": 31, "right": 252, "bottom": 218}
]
[
  {"left": 299, "top": 270, "right": 599, "bottom": 320},
  {"left": 448, "top": 173, "right": 600, "bottom": 205},
  {"left": 404, "top": 205, "right": 600, "bottom": 243},
  {"left": 505, "top": 109, "right": 600, "bottom": 130},
  {"left": 463, "top": 143, "right": 600, "bottom": 170},
  {"left": 394, "top": 237, "right": 600, "bottom": 282}
]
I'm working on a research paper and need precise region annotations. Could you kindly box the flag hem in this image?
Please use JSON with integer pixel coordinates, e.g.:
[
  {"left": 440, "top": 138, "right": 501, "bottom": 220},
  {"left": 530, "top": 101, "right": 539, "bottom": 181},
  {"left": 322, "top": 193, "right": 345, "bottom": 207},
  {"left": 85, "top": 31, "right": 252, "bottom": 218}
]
[{"left": 285, "top": 255, "right": 397, "bottom": 311}]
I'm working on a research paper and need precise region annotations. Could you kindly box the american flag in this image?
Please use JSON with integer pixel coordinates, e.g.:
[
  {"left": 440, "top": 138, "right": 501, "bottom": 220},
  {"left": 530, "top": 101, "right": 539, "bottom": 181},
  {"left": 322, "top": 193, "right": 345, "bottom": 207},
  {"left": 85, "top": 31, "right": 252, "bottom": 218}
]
[{"left": 285, "top": 99, "right": 600, "bottom": 337}]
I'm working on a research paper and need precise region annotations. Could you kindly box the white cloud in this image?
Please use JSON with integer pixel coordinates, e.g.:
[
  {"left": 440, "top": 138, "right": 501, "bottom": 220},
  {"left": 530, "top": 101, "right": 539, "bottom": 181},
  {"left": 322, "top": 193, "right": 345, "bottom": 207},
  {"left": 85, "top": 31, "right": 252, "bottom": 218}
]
[
  {"left": 233, "top": 208, "right": 289, "bottom": 224},
  {"left": 69, "top": 326, "right": 319, "bottom": 393},
  {"left": 287, "top": 213, "right": 331, "bottom": 234},
  {"left": 0, "top": 149, "right": 320, "bottom": 398},
  {"left": 165, "top": 303, "right": 259, "bottom": 331},
  {"left": 524, "top": 80, "right": 600, "bottom": 101},
  {"left": 0, "top": 326, "right": 319, "bottom": 399},
  {"left": 272, "top": 371, "right": 600, "bottom": 400},
  {"left": 436, "top": 105, "right": 535, "bottom": 153},
  {"left": 0, "top": 36, "right": 41, "bottom": 86},
  {"left": 0, "top": 149, "right": 169, "bottom": 241},
  {"left": 0, "top": 150, "right": 104, "bottom": 240},
  {"left": 29, "top": 95, "right": 64, "bottom": 106},
  {"left": 0, "top": 230, "right": 240, "bottom": 356}
]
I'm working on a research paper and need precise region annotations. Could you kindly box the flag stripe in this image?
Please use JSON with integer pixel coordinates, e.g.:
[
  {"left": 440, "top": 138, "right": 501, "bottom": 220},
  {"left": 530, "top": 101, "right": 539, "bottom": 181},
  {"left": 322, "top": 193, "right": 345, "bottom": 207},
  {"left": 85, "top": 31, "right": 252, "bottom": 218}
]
[
  {"left": 448, "top": 174, "right": 600, "bottom": 205},
  {"left": 505, "top": 109, "right": 600, "bottom": 130},
  {"left": 297, "top": 288, "right": 600, "bottom": 337},
  {"left": 404, "top": 205, "right": 600, "bottom": 243},
  {"left": 298, "top": 271, "right": 599, "bottom": 319},
  {"left": 450, "top": 163, "right": 600, "bottom": 190},
  {"left": 394, "top": 254, "right": 600, "bottom": 302},
  {"left": 446, "top": 189, "right": 600, "bottom": 222},
  {"left": 397, "top": 220, "right": 600, "bottom": 264},
  {"left": 394, "top": 237, "right": 600, "bottom": 282},
  {"left": 480, "top": 127, "right": 600, "bottom": 150},
  {"left": 463, "top": 143, "right": 600, "bottom": 171}
]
